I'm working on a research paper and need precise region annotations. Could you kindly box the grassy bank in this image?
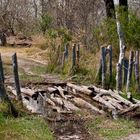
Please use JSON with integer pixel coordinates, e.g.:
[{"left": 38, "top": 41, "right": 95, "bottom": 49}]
[
  {"left": 86, "top": 115, "right": 139, "bottom": 140},
  {"left": 0, "top": 102, "right": 54, "bottom": 140}
]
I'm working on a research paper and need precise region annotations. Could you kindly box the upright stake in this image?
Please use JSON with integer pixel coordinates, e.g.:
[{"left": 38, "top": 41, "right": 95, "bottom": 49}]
[
  {"left": 123, "top": 58, "right": 129, "bottom": 85},
  {"left": 116, "top": 63, "right": 122, "bottom": 91},
  {"left": 0, "top": 54, "right": 4, "bottom": 83},
  {"left": 108, "top": 45, "right": 112, "bottom": 82},
  {"left": 12, "top": 53, "right": 22, "bottom": 100},
  {"left": 61, "top": 44, "right": 69, "bottom": 68},
  {"left": 76, "top": 44, "right": 80, "bottom": 67},
  {"left": 72, "top": 44, "right": 76, "bottom": 69},
  {"left": 101, "top": 47, "right": 106, "bottom": 88},
  {"left": 65, "top": 43, "right": 69, "bottom": 59},
  {"left": 134, "top": 51, "right": 140, "bottom": 92},
  {"left": 126, "top": 51, "right": 134, "bottom": 93}
]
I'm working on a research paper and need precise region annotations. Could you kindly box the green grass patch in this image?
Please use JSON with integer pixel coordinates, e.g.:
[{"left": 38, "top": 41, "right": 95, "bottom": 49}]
[
  {"left": 86, "top": 116, "right": 139, "bottom": 140},
  {"left": 0, "top": 115, "right": 54, "bottom": 140},
  {"left": 0, "top": 101, "right": 54, "bottom": 140},
  {"left": 20, "top": 73, "right": 44, "bottom": 83},
  {"left": 31, "top": 66, "right": 48, "bottom": 75}
]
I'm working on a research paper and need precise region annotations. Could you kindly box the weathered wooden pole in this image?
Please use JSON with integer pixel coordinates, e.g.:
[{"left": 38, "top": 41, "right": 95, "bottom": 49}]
[
  {"left": 101, "top": 47, "right": 106, "bottom": 88},
  {"left": 61, "top": 44, "right": 69, "bottom": 68},
  {"left": 76, "top": 44, "right": 80, "bottom": 67},
  {"left": 134, "top": 50, "right": 140, "bottom": 92},
  {"left": 116, "top": 63, "right": 122, "bottom": 91},
  {"left": 0, "top": 54, "right": 4, "bottom": 83},
  {"left": 12, "top": 53, "right": 22, "bottom": 100},
  {"left": 0, "top": 79, "right": 6, "bottom": 100},
  {"left": 0, "top": 79, "right": 18, "bottom": 117},
  {"left": 72, "top": 44, "right": 76, "bottom": 69},
  {"left": 65, "top": 43, "right": 69, "bottom": 59},
  {"left": 108, "top": 45, "right": 112, "bottom": 82},
  {"left": 0, "top": 61, "right": 18, "bottom": 117},
  {"left": 123, "top": 58, "right": 129, "bottom": 85},
  {"left": 126, "top": 51, "right": 134, "bottom": 93}
]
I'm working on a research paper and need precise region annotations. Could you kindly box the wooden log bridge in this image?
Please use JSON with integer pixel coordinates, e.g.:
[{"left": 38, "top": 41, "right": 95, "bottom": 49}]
[{"left": 7, "top": 82, "right": 140, "bottom": 120}]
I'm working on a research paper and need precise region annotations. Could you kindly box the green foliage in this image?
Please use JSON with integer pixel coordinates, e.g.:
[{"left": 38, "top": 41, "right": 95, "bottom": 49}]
[
  {"left": 40, "top": 14, "right": 53, "bottom": 34},
  {"left": 0, "top": 100, "right": 54, "bottom": 140},
  {"left": 48, "top": 29, "right": 58, "bottom": 39},
  {"left": 20, "top": 73, "right": 44, "bottom": 83},
  {"left": 57, "top": 28, "right": 72, "bottom": 44},
  {"left": 0, "top": 116, "right": 54, "bottom": 140},
  {"left": 47, "top": 28, "right": 72, "bottom": 44},
  {"left": 123, "top": 12, "right": 140, "bottom": 48},
  {"left": 93, "top": 7, "right": 140, "bottom": 50},
  {"left": 46, "top": 28, "right": 72, "bottom": 73}
]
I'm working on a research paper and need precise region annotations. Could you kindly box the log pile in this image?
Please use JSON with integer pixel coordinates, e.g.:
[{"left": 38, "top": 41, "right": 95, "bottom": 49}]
[
  {"left": 7, "top": 82, "right": 140, "bottom": 119},
  {"left": 7, "top": 34, "right": 32, "bottom": 47}
]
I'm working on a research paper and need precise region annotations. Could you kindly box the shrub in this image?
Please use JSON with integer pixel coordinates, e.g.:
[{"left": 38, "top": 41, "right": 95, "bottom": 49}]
[
  {"left": 93, "top": 7, "right": 140, "bottom": 51},
  {"left": 40, "top": 14, "right": 53, "bottom": 34}
]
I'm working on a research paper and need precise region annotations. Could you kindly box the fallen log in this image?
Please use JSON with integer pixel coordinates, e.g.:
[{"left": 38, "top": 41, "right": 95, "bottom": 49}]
[
  {"left": 104, "top": 96, "right": 124, "bottom": 110},
  {"left": 93, "top": 96, "right": 116, "bottom": 111},
  {"left": 91, "top": 86, "right": 133, "bottom": 106},
  {"left": 72, "top": 97, "right": 105, "bottom": 114},
  {"left": 55, "top": 86, "right": 67, "bottom": 99},
  {"left": 118, "top": 104, "right": 140, "bottom": 116},
  {"left": 7, "top": 86, "right": 35, "bottom": 97},
  {"left": 67, "top": 83, "right": 94, "bottom": 96},
  {"left": 50, "top": 97, "right": 80, "bottom": 111}
]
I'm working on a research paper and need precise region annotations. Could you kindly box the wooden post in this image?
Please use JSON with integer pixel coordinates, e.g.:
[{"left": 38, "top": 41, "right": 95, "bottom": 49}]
[
  {"left": 134, "top": 51, "right": 140, "bottom": 92},
  {"left": 65, "top": 43, "right": 69, "bottom": 59},
  {"left": 61, "top": 44, "right": 69, "bottom": 68},
  {"left": 123, "top": 58, "right": 129, "bottom": 85},
  {"left": 76, "top": 44, "right": 80, "bottom": 66},
  {"left": 0, "top": 80, "right": 18, "bottom": 117},
  {"left": 72, "top": 44, "right": 76, "bottom": 69},
  {"left": 116, "top": 63, "right": 122, "bottom": 91},
  {"left": 0, "top": 81, "right": 6, "bottom": 100},
  {"left": 0, "top": 54, "right": 4, "bottom": 83},
  {"left": 126, "top": 51, "right": 134, "bottom": 93},
  {"left": 108, "top": 45, "right": 112, "bottom": 82},
  {"left": 12, "top": 53, "right": 22, "bottom": 100},
  {"left": 101, "top": 47, "right": 106, "bottom": 88},
  {"left": 0, "top": 64, "right": 18, "bottom": 117}
]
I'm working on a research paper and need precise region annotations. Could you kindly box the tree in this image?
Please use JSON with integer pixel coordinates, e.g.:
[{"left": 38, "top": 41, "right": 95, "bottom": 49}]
[{"left": 104, "top": 0, "right": 115, "bottom": 18}]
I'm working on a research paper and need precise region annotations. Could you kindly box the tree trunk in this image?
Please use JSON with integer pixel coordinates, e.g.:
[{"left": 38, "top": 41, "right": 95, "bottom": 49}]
[{"left": 104, "top": 0, "right": 115, "bottom": 18}]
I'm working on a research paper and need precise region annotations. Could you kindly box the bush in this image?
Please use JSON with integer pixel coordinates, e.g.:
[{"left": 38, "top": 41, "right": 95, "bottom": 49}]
[
  {"left": 40, "top": 14, "right": 53, "bottom": 34},
  {"left": 93, "top": 7, "right": 140, "bottom": 51},
  {"left": 45, "top": 28, "right": 72, "bottom": 73}
]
